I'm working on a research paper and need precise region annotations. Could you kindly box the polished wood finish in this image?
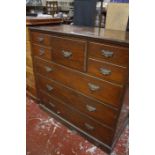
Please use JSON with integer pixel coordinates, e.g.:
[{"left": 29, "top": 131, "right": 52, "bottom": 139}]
[
  {"left": 26, "top": 16, "right": 63, "bottom": 26},
  {"left": 26, "top": 18, "right": 62, "bottom": 99},
  {"left": 32, "top": 44, "right": 52, "bottom": 61},
  {"left": 51, "top": 36, "right": 87, "bottom": 72},
  {"left": 29, "top": 25, "right": 129, "bottom": 153},
  {"left": 31, "top": 31, "right": 51, "bottom": 46},
  {"left": 39, "top": 90, "right": 114, "bottom": 145},
  {"left": 35, "top": 58, "right": 123, "bottom": 108},
  {"left": 88, "top": 58, "right": 128, "bottom": 84},
  {"left": 26, "top": 27, "right": 37, "bottom": 98},
  {"left": 88, "top": 42, "right": 129, "bottom": 67},
  {"left": 37, "top": 74, "right": 118, "bottom": 128}
]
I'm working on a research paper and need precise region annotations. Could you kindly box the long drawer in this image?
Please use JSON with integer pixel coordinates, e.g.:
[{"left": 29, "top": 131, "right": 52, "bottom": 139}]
[
  {"left": 51, "top": 36, "right": 87, "bottom": 72},
  {"left": 35, "top": 58, "right": 123, "bottom": 108},
  {"left": 88, "top": 42, "right": 129, "bottom": 67},
  {"left": 39, "top": 90, "right": 114, "bottom": 146},
  {"left": 88, "top": 58, "right": 128, "bottom": 84},
  {"left": 37, "top": 74, "right": 118, "bottom": 127}
]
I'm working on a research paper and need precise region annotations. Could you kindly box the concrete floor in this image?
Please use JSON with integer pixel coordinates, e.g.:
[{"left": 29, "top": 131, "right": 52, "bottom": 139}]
[{"left": 26, "top": 96, "right": 129, "bottom": 155}]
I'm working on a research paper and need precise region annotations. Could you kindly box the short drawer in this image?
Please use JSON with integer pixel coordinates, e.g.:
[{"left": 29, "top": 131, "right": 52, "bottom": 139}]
[
  {"left": 88, "top": 42, "right": 129, "bottom": 67},
  {"left": 51, "top": 36, "right": 86, "bottom": 72},
  {"left": 39, "top": 90, "right": 114, "bottom": 146},
  {"left": 32, "top": 44, "right": 52, "bottom": 61},
  {"left": 88, "top": 58, "right": 128, "bottom": 84},
  {"left": 35, "top": 58, "right": 123, "bottom": 108},
  {"left": 31, "top": 31, "right": 51, "bottom": 46},
  {"left": 37, "top": 74, "right": 118, "bottom": 127}
]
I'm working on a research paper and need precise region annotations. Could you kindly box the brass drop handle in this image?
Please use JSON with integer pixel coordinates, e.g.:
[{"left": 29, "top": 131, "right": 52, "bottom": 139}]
[
  {"left": 38, "top": 37, "right": 44, "bottom": 43},
  {"left": 49, "top": 102, "right": 55, "bottom": 108},
  {"left": 86, "top": 105, "right": 96, "bottom": 112},
  {"left": 39, "top": 48, "right": 45, "bottom": 56},
  {"left": 88, "top": 83, "right": 100, "bottom": 91},
  {"left": 44, "top": 66, "right": 53, "bottom": 72},
  {"left": 101, "top": 50, "right": 114, "bottom": 58},
  {"left": 57, "top": 111, "right": 61, "bottom": 114},
  {"left": 100, "top": 68, "right": 111, "bottom": 75},
  {"left": 62, "top": 50, "right": 72, "bottom": 58},
  {"left": 46, "top": 84, "right": 54, "bottom": 91},
  {"left": 85, "top": 123, "right": 94, "bottom": 130}
]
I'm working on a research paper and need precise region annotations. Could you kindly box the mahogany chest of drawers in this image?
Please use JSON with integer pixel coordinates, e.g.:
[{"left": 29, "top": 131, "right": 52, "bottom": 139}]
[{"left": 29, "top": 25, "right": 129, "bottom": 153}]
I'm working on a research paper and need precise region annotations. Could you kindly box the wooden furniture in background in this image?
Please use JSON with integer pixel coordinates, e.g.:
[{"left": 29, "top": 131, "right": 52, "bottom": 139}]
[
  {"left": 29, "top": 25, "right": 129, "bottom": 153},
  {"left": 46, "top": 1, "right": 58, "bottom": 16},
  {"left": 26, "top": 17, "right": 62, "bottom": 99}
]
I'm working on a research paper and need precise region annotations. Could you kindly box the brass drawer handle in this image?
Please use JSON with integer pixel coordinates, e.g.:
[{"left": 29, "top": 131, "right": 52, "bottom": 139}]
[
  {"left": 49, "top": 102, "right": 55, "bottom": 108},
  {"left": 100, "top": 68, "right": 111, "bottom": 75},
  {"left": 88, "top": 83, "right": 100, "bottom": 91},
  {"left": 39, "top": 48, "right": 45, "bottom": 56},
  {"left": 62, "top": 50, "right": 72, "bottom": 58},
  {"left": 101, "top": 50, "right": 114, "bottom": 58},
  {"left": 44, "top": 66, "right": 53, "bottom": 72},
  {"left": 46, "top": 84, "right": 54, "bottom": 91},
  {"left": 57, "top": 111, "right": 61, "bottom": 114},
  {"left": 38, "top": 37, "right": 44, "bottom": 43},
  {"left": 85, "top": 123, "right": 94, "bottom": 130},
  {"left": 86, "top": 105, "right": 96, "bottom": 112}
]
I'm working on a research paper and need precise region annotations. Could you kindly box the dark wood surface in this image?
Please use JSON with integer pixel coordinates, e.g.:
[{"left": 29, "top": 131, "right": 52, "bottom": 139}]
[
  {"left": 88, "top": 58, "right": 128, "bottom": 84},
  {"left": 37, "top": 74, "right": 118, "bottom": 128},
  {"left": 32, "top": 43, "right": 52, "bottom": 61},
  {"left": 29, "top": 25, "right": 129, "bottom": 45},
  {"left": 26, "top": 16, "right": 63, "bottom": 26},
  {"left": 29, "top": 25, "right": 129, "bottom": 153},
  {"left": 88, "top": 42, "right": 129, "bottom": 67},
  {"left": 35, "top": 57, "right": 123, "bottom": 108},
  {"left": 51, "top": 36, "right": 87, "bottom": 72},
  {"left": 39, "top": 90, "right": 114, "bottom": 146}
]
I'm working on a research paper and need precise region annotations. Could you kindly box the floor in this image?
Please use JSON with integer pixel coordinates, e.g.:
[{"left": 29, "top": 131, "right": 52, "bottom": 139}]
[{"left": 26, "top": 96, "right": 129, "bottom": 155}]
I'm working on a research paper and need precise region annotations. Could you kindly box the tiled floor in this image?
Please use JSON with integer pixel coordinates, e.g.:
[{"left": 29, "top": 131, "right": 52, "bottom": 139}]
[{"left": 26, "top": 96, "right": 129, "bottom": 155}]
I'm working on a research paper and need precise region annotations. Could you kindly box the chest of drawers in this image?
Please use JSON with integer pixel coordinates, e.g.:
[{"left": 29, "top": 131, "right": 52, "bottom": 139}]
[{"left": 29, "top": 25, "right": 129, "bottom": 153}]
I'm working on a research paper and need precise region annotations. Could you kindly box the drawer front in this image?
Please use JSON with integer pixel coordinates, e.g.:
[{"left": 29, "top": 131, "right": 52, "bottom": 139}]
[
  {"left": 31, "top": 31, "right": 51, "bottom": 46},
  {"left": 39, "top": 90, "right": 114, "bottom": 146},
  {"left": 88, "top": 59, "right": 128, "bottom": 84},
  {"left": 51, "top": 36, "right": 86, "bottom": 71},
  {"left": 35, "top": 58, "right": 123, "bottom": 108},
  {"left": 88, "top": 42, "right": 129, "bottom": 67},
  {"left": 32, "top": 44, "right": 52, "bottom": 61},
  {"left": 37, "top": 74, "right": 118, "bottom": 127}
]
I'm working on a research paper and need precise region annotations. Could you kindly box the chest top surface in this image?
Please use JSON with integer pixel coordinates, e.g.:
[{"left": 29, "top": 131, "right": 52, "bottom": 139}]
[{"left": 29, "top": 25, "right": 129, "bottom": 45}]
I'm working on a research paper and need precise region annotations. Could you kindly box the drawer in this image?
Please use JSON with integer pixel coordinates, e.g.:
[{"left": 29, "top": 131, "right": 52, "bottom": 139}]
[
  {"left": 37, "top": 75, "right": 118, "bottom": 127},
  {"left": 39, "top": 90, "right": 114, "bottom": 146},
  {"left": 88, "top": 58, "right": 128, "bottom": 84},
  {"left": 51, "top": 36, "right": 86, "bottom": 72},
  {"left": 35, "top": 58, "right": 123, "bottom": 108},
  {"left": 31, "top": 31, "right": 51, "bottom": 46},
  {"left": 88, "top": 42, "right": 129, "bottom": 67},
  {"left": 32, "top": 44, "right": 52, "bottom": 61}
]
